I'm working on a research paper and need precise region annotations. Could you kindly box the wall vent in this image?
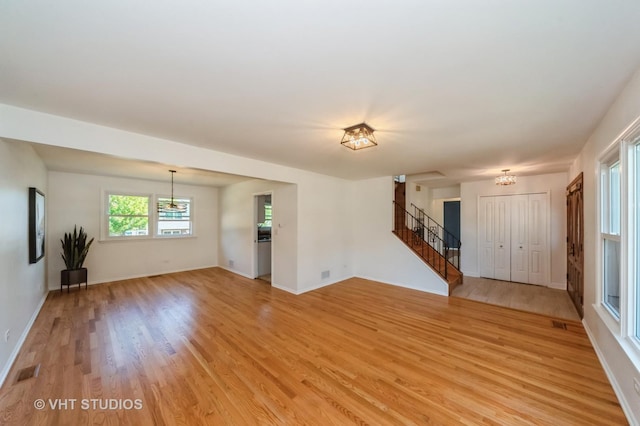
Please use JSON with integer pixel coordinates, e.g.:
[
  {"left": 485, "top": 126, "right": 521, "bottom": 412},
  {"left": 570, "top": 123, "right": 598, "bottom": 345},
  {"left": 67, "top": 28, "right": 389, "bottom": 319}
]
[
  {"left": 16, "top": 364, "right": 40, "bottom": 382},
  {"left": 551, "top": 320, "right": 567, "bottom": 330}
]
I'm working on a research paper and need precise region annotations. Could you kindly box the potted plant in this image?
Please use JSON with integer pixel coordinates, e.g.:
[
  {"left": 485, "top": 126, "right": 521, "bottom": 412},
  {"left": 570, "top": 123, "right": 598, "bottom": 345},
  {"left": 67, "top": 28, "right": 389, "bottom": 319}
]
[{"left": 60, "top": 225, "right": 94, "bottom": 292}]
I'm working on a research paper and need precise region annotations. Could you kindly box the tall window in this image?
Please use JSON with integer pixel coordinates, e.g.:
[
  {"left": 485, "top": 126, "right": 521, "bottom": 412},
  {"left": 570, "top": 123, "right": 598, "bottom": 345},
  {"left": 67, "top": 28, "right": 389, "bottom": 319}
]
[
  {"left": 157, "top": 197, "right": 192, "bottom": 236},
  {"left": 107, "top": 194, "right": 150, "bottom": 237},
  {"left": 598, "top": 120, "right": 640, "bottom": 360},
  {"left": 601, "top": 159, "right": 621, "bottom": 317},
  {"left": 635, "top": 143, "right": 640, "bottom": 339}
]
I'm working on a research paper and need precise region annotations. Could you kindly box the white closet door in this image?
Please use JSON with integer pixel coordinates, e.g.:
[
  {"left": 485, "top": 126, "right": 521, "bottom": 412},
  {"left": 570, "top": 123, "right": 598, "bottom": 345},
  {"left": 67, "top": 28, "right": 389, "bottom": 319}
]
[
  {"left": 528, "top": 193, "right": 548, "bottom": 285},
  {"left": 479, "top": 197, "right": 495, "bottom": 279},
  {"left": 510, "top": 194, "right": 529, "bottom": 283},
  {"left": 493, "top": 197, "right": 511, "bottom": 281}
]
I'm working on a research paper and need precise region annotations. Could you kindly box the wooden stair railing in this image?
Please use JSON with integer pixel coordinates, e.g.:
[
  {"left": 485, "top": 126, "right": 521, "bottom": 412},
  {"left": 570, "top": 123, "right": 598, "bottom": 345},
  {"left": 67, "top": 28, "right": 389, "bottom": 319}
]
[{"left": 393, "top": 201, "right": 463, "bottom": 294}]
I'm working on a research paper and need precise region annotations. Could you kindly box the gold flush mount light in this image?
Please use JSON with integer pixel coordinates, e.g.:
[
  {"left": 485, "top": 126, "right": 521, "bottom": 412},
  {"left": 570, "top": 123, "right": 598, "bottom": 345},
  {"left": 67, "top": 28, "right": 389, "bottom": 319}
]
[
  {"left": 341, "top": 122, "right": 377, "bottom": 150},
  {"left": 495, "top": 169, "right": 517, "bottom": 186}
]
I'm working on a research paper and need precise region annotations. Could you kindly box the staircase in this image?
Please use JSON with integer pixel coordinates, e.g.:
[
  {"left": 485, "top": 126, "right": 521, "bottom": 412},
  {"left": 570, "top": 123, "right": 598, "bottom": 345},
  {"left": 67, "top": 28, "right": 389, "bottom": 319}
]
[{"left": 392, "top": 201, "right": 463, "bottom": 294}]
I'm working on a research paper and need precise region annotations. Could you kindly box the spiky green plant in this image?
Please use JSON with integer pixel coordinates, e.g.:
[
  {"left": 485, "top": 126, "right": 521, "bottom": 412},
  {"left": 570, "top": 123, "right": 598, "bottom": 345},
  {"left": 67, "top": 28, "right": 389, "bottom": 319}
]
[{"left": 60, "top": 226, "right": 94, "bottom": 270}]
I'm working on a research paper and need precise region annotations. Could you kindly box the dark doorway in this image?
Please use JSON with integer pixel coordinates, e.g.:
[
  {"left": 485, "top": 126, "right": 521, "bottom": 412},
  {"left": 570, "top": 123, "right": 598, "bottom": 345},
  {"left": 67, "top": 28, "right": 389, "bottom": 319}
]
[
  {"left": 567, "top": 173, "right": 584, "bottom": 318},
  {"left": 394, "top": 181, "right": 406, "bottom": 231},
  {"left": 443, "top": 201, "right": 460, "bottom": 248}
]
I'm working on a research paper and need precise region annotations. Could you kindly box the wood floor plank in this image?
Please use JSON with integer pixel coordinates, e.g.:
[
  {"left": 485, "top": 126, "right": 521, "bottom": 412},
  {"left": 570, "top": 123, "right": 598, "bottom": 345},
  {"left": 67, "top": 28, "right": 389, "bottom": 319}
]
[{"left": 0, "top": 268, "right": 627, "bottom": 425}]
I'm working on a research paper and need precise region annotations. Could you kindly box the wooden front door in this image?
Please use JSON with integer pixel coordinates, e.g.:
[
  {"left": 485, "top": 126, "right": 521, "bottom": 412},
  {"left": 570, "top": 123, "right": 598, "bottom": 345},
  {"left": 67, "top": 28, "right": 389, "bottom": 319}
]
[{"left": 567, "top": 173, "right": 584, "bottom": 318}]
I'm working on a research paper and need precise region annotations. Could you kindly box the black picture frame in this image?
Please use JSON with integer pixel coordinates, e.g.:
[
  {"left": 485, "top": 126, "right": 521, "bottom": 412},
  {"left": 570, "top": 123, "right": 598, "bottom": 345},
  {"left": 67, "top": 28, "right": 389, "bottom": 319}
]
[{"left": 29, "top": 187, "right": 45, "bottom": 264}]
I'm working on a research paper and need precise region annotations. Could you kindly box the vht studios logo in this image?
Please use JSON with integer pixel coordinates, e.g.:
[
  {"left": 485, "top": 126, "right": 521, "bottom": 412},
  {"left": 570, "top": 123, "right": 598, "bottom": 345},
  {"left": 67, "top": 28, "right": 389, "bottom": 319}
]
[{"left": 34, "top": 398, "right": 143, "bottom": 411}]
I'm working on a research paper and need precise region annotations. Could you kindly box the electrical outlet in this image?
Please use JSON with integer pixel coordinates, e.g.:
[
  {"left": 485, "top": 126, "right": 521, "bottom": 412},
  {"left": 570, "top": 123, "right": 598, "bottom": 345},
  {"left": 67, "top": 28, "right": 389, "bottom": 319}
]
[
  {"left": 4, "top": 329, "right": 10, "bottom": 343},
  {"left": 229, "top": 260, "right": 234, "bottom": 268},
  {"left": 634, "top": 378, "right": 640, "bottom": 396},
  {"left": 321, "top": 270, "right": 330, "bottom": 279}
]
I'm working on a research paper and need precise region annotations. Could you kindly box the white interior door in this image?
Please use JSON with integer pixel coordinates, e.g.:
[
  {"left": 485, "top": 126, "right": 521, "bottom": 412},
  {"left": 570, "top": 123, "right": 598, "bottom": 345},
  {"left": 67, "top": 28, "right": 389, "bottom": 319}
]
[
  {"left": 479, "top": 197, "right": 495, "bottom": 278},
  {"left": 510, "top": 194, "right": 529, "bottom": 283},
  {"left": 479, "top": 193, "right": 549, "bottom": 285},
  {"left": 527, "top": 193, "right": 548, "bottom": 285},
  {"left": 493, "top": 197, "right": 511, "bottom": 281}
]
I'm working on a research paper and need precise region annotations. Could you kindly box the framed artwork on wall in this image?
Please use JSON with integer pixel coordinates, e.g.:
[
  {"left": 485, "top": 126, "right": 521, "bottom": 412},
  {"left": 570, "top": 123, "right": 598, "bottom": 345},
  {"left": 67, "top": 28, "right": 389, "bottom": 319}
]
[{"left": 29, "top": 187, "right": 45, "bottom": 264}]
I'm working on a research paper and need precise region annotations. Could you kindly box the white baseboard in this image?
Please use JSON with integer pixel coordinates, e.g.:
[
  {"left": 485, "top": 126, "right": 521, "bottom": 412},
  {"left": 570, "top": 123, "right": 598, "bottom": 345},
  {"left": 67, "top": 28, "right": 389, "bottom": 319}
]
[
  {"left": 356, "top": 275, "right": 449, "bottom": 297},
  {"left": 0, "top": 291, "right": 48, "bottom": 388},
  {"left": 271, "top": 283, "right": 297, "bottom": 294},
  {"left": 47, "top": 264, "right": 219, "bottom": 291},
  {"left": 583, "top": 319, "right": 638, "bottom": 426},
  {"left": 295, "top": 276, "right": 349, "bottom": 295},
  {"left": 217, "top": 266, "right": 254, "bottom": 280}
]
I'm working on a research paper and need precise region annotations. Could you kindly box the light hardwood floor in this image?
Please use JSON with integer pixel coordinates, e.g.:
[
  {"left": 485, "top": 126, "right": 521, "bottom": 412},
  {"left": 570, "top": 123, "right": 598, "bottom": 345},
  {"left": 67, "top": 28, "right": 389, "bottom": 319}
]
[
  {"left": 452, "top": 277, "right": 581, "bottom": 321},
  {"left": 0, "top": 268, "right": 625, "bottom": 425}
]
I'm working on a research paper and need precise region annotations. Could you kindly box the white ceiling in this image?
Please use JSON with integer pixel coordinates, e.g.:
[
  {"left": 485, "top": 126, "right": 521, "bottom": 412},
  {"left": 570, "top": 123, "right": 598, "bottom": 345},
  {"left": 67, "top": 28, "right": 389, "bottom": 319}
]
[{"left": 2, "top": 1, "right": 640, "bottom": 183}]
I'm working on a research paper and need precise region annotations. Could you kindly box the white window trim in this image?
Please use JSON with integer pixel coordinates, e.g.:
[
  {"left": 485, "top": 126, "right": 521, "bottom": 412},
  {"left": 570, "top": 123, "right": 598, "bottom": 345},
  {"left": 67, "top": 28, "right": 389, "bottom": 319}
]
[
  {"left": 101, "top": 190, "right": 153, "bottom": 241},
  {"left": 594, "top": 116, "right": 640, "bottom": 369},
  {"left": 101, "top": 191, "right": 196, "bottom": 241},
  {"left": 627, "top": 136, "right": 640, "bottom": 348},
  {"left": 154, "top": 194, "right": 195, "bottom": 238},
  {"left": 597, "top": 145, "right": 622, "bottom": 329}
]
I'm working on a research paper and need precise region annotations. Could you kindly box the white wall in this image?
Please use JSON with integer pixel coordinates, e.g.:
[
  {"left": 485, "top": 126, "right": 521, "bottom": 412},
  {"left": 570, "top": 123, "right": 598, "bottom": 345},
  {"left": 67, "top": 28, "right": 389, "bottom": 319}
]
[
  {"left": 569, "top": 67, "right": 640, "bottom": 424},
  {"left": 460, "top": 172, "right": 567, "bottom": 288},
  {"left": 0, "top": 139, "right": 48, "bottom": 386},
  {"left": 405, "top": 177, "right": 461, "bottom": 223},
  {"left": 405, "top": 176, "right": 433, "bottom": 214},
  {"left": 352, "top": 177, "right": 449, "bottom": 296},
  {"left": 295, "top": 174, "right": 354, "bottom": 293},
  {"left": 0, "top": 105, "right": 456, "bottom": 297},
  {"left": 46, "top": 171, "right": 219, "bottom": 289},
  {"left": 219, "top": 175, "right": 354, "bottom": 295},
  {"left": 219, "top": 179, "right": 298, "bottom": 293},
  {"left": 0, "top": 106, "right": 358, "bottom": 295}
]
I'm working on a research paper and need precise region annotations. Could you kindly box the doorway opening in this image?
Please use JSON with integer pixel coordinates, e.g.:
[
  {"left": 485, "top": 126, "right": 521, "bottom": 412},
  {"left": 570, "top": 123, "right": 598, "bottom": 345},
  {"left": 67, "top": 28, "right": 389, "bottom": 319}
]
[{"left": 254, "top": 193, "right": 272, "bottom": 284}]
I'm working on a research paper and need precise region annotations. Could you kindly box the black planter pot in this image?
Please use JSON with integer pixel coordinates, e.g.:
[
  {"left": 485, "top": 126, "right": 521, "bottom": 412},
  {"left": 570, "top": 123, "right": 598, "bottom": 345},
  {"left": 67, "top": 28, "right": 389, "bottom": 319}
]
[{"left": 61, "top": 268, "right": 88, "bottom": 293}]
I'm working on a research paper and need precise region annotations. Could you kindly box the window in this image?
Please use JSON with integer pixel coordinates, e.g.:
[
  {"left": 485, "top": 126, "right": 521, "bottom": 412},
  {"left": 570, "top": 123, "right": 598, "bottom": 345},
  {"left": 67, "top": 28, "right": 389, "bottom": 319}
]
[
  {"left": 104, "top": 192, "right": 194, "bottom": 239},
  {"left": 635, "top": 143, "right": 640, "bottom": 340},
  {"left": 107, "top": 193, "right": 150, "bottom": 237},
  {"left": 157, "top": 197, "right": 192, "bottom": 236},
  {"left": 260, "top": 203, "right": 272, "bottom": 228},
  {"left": 597, "top": 119, "right": 640, "bottom": 360},
  {"left": 601, "top": 160, "right": 621, "bottom": 317}
]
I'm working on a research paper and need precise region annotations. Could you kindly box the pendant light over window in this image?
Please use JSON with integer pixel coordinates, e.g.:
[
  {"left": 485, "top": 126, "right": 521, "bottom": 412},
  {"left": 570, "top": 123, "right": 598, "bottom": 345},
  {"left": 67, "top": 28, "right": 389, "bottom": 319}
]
[{"left": 158, "top": 170, "right": 187, "bottom": 213}]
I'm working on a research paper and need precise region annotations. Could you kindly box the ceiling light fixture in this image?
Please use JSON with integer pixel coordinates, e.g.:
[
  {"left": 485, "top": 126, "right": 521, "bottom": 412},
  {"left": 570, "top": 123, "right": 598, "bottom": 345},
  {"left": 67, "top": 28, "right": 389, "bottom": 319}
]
[
  {"left": 340, "top": 122, "right": 377, "bottom": 150},
  {"left": 495, "top": 169, "right": 517, "bottom": 186},
  {"left": 158, "top": 170, "right": 187, "bottom": 213}
]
